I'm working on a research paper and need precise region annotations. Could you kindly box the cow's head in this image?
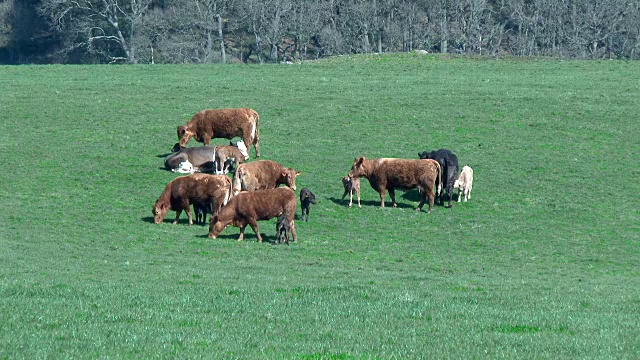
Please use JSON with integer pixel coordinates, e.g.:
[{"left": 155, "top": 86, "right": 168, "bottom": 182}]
[
  {"left": 152, "top": 200, "right": 170, "bottom": 224},
  {"left": 208, "top": 215, "right": 227, "bottom": 239},
  {"left": 171, "top": 143, "right": 183, "bottom": 153},
  {"left": 302, "top": 189, "right": 317, "bottom": 204},
  {"left": 177, "top": 125, "right": 196, "bottom": 147},
  {"left": 418, "top": 151, "right": 430, "bottom": 159},
  {"left": 349, "top": 157, "right": 367, "bottom": 178},
  {"left": 281, "top": 168, "right": 301, "bottom": 191},
  {"left": 453, "top": 179, "right": 462, "bottom": 190}
]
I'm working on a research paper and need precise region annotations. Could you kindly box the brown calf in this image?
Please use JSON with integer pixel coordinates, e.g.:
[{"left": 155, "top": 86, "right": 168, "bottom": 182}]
[
  {"left": 177, "top": 108, "right": 260, "bottom": 158},
  {"left": 349, "top": 157, "right": 441, "bottom": 213},
  {"left": 213, "top": 144, "right": 248, "bottom": 174},
  {"left": 232, "top": 160, "right": 301, "bottom": 196},
  {"left": 152, "top": 174, "right": 233, "bottom": 225},
  {"left": 341, "top": 175, "right": 361, "bottom": 208},
  {"left": 208, "top": 187, "right": 298, "bottom": 243}
]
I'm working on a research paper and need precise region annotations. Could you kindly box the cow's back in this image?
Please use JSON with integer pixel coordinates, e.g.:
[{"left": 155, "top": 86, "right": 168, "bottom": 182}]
[
  {"left": 191, "top": 108, "right": 254, "bottom": 138},
  {"left": 233, "top": 160, "right": 284, "bottom": 193},
  {"left": 165, "top": 146, "right": 215, "bottom": 170},
  {"left": 374, "top": 159, "right": 433, "bottom": 189},
  {"left": 230, "top": 187, "right": 296, "bottom": 221}
]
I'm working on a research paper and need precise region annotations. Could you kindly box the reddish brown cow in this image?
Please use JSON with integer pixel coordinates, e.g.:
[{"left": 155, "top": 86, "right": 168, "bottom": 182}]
[
  {"left": 177, "top": 108, "right": 260, "bottom": 158},
  {"left": 208, "top": 187, "right": 298, "bottom": 243},
  {"left": 232, "top": 160, "right": 301, "bottom": 196},
  {"left": 349, "top": 157, "right": 441, "bottom": 213},
  {"left": 152, "top": 174, "right": 233, "bottom": 225}
]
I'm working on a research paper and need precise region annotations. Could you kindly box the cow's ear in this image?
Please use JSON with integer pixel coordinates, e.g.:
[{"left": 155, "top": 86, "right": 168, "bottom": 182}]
[
  {"left": 355, "top": 157, "right": 365, "bottom": 166},
  {"left": 282, "top": 171, "right": 288, "bottom": 177},
  {"left": 295, "top": 171, "right": 302, "bottom": 176}
]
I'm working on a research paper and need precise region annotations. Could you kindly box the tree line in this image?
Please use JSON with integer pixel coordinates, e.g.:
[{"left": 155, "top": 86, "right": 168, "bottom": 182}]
[{"left": 1, "top": 0, "right": 639, "bottom": 64}]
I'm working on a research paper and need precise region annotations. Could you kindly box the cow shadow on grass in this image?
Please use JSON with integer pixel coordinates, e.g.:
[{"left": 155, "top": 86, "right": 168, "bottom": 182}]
[
  {"left": 195, "top": 232, "right": 284, "bottom": 244},
  {"left": 327, "top": 196, "right": 415, "bottom": 209},
  {"left": 141, "top": 217, "right": 211, "bottom": 225}
]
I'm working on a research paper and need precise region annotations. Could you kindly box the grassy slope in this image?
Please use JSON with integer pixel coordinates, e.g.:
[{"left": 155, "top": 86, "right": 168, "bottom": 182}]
[{"left": 0, "top": 54, "right": 638, "bottom": 358}]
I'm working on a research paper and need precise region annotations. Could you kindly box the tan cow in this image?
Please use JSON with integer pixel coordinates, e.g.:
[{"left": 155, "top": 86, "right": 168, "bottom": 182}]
[
  {"left": 177, "top": 108, "right": 260, "bottom": 158},
  {"left": 232, "top": 160, "right": 300, "bottom": 196},
  {"left": 454, "top": 165, "right": 474, "bottom": 202},
  {"left": 152, "top": 174, "right": 233, "bottom": 225},
  {"left": 208, "top": 187, "right": 298, "bottom": 243},
  {"left": 349, "top": 157, "right": 441, "bottom": 213}
]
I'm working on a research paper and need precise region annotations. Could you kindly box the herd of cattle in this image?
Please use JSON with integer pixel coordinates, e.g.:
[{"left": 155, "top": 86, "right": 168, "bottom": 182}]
[{"left": 152, "top": 108, "right": 474, "bottom": 244}]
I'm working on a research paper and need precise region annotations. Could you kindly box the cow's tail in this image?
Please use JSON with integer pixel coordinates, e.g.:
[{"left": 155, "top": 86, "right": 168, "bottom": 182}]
[
  {"left": 232, "top": 166, "right": 244, "bottom": 196},
  {"left": 436, "top": 161, "right": 443, "bottom": 196},
  {"left": 224, "top": 176, "right": 233, "bottom": 206},
  {"left": 251, "top": 109, "right": 260, "bottom": 157}
]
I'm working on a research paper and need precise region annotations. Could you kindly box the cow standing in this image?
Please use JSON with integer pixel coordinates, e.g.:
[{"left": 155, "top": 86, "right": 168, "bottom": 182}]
[
  {"left": 276, "top": 213, "right": 292, "bottom": 244},
  {"left": 418, "top": 149, "right": 459, "bottom": 207},
  {"left": 454, "top": 165, "right": 474, "bottom": 202},
  {"left": 232, "top": 160, "right": 300, "bottom": 196},
  {"left": 213, "top": 142, "right": 249, "bottom": 174},
  {"left": 299, "top": 188, "right": 317, "bottom": 222},
  {"left": 152, "top": 174, "right": 233, "bottom": 225},
  {"left": 341, "top": 176, "right": 361, "bottom": 208},
  {"left": 208, "top": 187, "right": 298, "bottom": 243},
  {"left": 177, "top": 108, "right": 260, "bottom": 158},
  {"left": 349, "top": 157, "right": 441, "bottom": 213}
]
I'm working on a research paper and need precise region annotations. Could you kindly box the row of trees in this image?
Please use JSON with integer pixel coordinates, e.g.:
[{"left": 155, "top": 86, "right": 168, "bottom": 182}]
[{"left": 2, "top": 0, "right": 640, "bottom": 64}]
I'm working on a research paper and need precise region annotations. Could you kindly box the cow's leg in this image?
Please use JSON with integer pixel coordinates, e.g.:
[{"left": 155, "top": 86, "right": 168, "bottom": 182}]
[
  {"left": 348, "top": 190, "right": 353, "bottom": 207},
  {"left": 202, "top": 134, "right": 212, "bottom": 146},
  {"left": 186, "top": 206, "right": 193, "bottom": 225},
  {"left": 428, "top": 185, "right": 435, "bottom": 213},
  {"left": 290, "top": 220, "right": 297, "bottom": 242},
  {"left": 458, "top": 189, "right": 462, "bottom": 202},
  {"left": 447, "top": 184, "right": 454, "bottom": 207},
  {"left": 388, "top": 188, "right": 397, "bottom": 208},
  {"left": 237, "top": 225, "right": 246, "bottom": 241},
  {"left": 173, "top": 209, "right": 182, "bottom": 224},
  {"left": 416, "top": 189, "right": 427, "bottom": 212},
  {"left": 467, "top": 185, "right": 472, "bottom": 201},
  {"left": 356, "top": 189, "right": 361, "bottom": 208},
  {"left": 247, "top": 219, "right": 262, "bottom": 243},
  {"left": 379, "top": 189, "right": 386, "bottom": 208}
]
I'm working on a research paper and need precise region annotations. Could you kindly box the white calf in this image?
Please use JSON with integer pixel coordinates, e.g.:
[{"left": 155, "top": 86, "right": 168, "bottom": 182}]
[{"left": 453, "top": 165, "right": 473, "bottom": 202}]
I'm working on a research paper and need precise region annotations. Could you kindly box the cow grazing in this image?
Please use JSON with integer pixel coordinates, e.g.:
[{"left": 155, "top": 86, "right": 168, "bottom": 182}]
[
  {"left": 454, "top": 165, "right": 474, "bottom": 202},
  {"left": 276, "top": 213, "right": 292, "bottom": 244},
  {"left": 418, "top": 149, "right": 459, "bottom": 207},
  {"left": 165, "top": 146, "right": 216, "bottom": 172},
  {"left": 232, "top": 160, "right": 301, "bottom": 196},
  {"left": 349, "top": 157, "right": 441, "bottom": 213},
  {"left": 177, "top": 108, "right": 260, "bottom": 158},
  {"left": 213, "top": 142, "right": 249, "bottom": 175},
  {"left": 152, "top": 174, "right": 233, "bottom": 225},
  {"left": 299, "top": 188, "right": 317, "bottom": 222},
  {"left": 341, "top": 176, "right": 361, "bottom": 208},
  {"left": 208, "top": 187, "right": 298, "bottom": 243}
]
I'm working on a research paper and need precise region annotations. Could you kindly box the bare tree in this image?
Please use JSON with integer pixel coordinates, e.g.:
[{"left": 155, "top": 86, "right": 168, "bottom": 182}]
[{"left": 39, "top": 0, "right": 152, "bottom": 63}]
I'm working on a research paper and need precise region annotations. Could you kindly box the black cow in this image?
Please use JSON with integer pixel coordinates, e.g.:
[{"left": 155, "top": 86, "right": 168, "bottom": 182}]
[
  {"left": 299, "top": 188, "right": 317, "bottom": 222},
  {"left": 276, "top": 213, "right": 291, "bottom": 244},
  {"left": 418, "top": 149, "right": 459, "bottom": 207}
]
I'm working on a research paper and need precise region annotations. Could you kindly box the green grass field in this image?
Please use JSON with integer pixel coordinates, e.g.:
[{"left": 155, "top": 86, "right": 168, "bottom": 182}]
[{"left": 1, "top": 54, "right": 639, "bottom": 358}]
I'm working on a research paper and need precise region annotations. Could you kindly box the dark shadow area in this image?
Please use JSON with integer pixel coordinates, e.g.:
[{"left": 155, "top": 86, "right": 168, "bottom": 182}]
[
  {"left": 196, "top": 232, "right": 283, "bottom": 244},
  {"left": 327, "top": 196, "right": 415, "bottom": 209},
  {"left": 142, "top": 217, "right": 209, "bottom": 225}
]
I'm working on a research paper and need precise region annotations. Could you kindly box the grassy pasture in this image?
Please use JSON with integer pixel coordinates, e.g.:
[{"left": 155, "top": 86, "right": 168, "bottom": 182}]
[{"left": 0, "top": 54, "right": 638, "bottom": 358}]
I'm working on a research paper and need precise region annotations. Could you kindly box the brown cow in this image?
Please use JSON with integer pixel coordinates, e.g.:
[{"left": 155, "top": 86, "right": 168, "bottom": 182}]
[
  {"left": 349, "top": 157, "right": 441, "bottom": 213},
  {"left": 232, "top": 160, "right": 301, "bottom": 196},
  {"left": 208, "top": 187, "right": 298, "bottom": 243},
  {"left": 152, "top": 174, "right": 233, "bottom": 225},
  {"left": 177, "top": 108, "right": 260, "bottom": 158}
]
